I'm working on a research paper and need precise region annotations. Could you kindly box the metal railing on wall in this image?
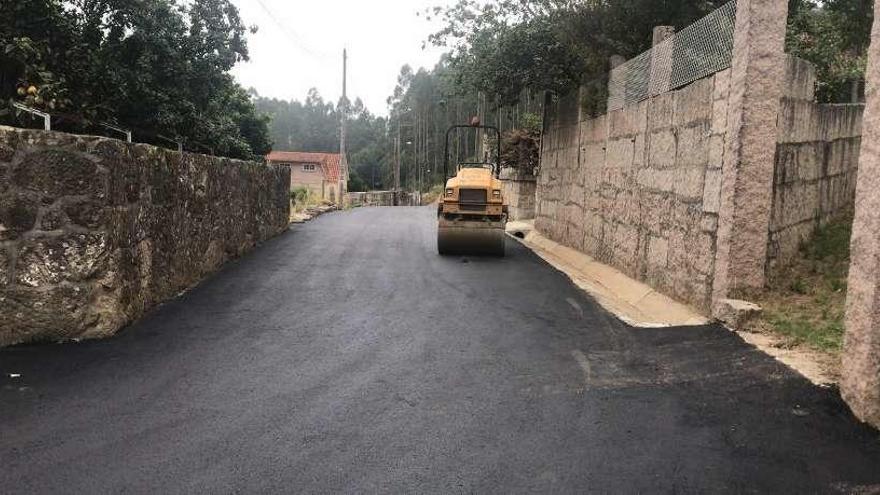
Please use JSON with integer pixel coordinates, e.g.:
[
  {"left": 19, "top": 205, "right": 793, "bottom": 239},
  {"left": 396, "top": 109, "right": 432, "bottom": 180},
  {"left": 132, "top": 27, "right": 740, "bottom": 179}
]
[
  {"left": 100, "top": 122, "right": 132, "bottom": 143},
  {"left": 3, "top": 102, "right": 224, "bottom": 158},
  {"left": 607, "top": 0, "right": 738, "bottom": 111},
  {"left": 11, "top": 102, "right": 51, "bottom": 131}
]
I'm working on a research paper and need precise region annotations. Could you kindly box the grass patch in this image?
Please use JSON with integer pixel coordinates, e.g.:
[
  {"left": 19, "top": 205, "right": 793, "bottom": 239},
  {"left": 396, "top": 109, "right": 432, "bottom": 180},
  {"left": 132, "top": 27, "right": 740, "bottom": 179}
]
[
  {"left": 747, "top": 213, "right": 852, "bottom": 353},
  {"left": 765, "top": 313, "right": 846, "bottom": 351}
]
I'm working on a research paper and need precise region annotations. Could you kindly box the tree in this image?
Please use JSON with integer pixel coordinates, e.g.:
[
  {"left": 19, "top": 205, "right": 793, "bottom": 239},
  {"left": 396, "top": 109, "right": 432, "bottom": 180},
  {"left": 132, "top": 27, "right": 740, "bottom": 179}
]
[
  {"left": 429, "top": 0, "right": 873, "bottom": 107},
  {"left": 0, "top": 0, "right": 271, "bottom": 159},
  {"left": 786, "top": 0, "right": 873, "bottom": 102},
  {"left": 428, "top": 0, "right": 729, "bottom": 107}
]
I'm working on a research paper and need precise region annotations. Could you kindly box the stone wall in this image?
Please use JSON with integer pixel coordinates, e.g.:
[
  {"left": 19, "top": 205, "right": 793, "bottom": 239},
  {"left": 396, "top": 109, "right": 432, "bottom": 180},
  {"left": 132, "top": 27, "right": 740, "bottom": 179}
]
[
  {"left": 537, "top": 71, "right": 730, "bottom": 310},
  {"left": 768, "top": 57, "right": 864, "bottom": 271},
  {"left": 347, "top": 191, "right": 396, "bottom": 207},
  {"left": 499, "top": 168, "right": 537, "bottom": 220},
  {"left": 346, "top": 191, "right": 420, "bottom": 207},
  {"left": 0, "top": 127, "right": 290, "bottom": 347}
]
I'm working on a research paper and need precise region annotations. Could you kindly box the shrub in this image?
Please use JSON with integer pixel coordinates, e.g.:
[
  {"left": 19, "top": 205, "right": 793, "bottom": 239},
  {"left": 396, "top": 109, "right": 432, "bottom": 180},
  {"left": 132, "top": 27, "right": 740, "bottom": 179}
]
[{"left": 501, "top": 128, "right": 540, "bottom": 173}]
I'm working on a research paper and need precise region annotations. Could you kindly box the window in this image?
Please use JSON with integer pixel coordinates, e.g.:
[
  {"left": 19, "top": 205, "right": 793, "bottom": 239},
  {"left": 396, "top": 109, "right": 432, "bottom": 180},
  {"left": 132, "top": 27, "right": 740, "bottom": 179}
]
[{"left": 302, "top": 163, "right": 317, "bottom": 172}]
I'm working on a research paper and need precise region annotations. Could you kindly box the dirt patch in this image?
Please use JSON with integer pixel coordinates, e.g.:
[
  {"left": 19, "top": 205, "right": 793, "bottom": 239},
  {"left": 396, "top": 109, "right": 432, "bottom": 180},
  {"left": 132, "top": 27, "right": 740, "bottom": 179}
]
[
  {"left": 290, "top": 204, "right": 336, "bottom": 224},
  {"left": 737, "top": 329, "right": 840, "bottom": 385}
]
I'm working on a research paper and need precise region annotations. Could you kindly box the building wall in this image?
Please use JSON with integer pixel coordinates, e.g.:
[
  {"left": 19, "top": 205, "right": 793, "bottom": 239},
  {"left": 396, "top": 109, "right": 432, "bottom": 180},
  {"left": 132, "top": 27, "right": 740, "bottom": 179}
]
[
  {"left": 537, "top": 71, "right": 729, "bottom": 309},
  {"left": 768, "top": 56, "right": 864, "bottom": 272},
  {"left": 0, "top": 127, "right": 290, "bottom": 347},
  {"left": 287, "top": 162, "right": 327, "bottom": 199}
]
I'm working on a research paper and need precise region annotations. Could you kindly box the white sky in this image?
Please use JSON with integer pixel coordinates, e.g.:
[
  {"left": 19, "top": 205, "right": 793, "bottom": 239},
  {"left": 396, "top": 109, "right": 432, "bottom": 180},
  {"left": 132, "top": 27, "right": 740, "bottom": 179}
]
[{"left": 230, "top": 0, "right": 451, "bottom": 116}]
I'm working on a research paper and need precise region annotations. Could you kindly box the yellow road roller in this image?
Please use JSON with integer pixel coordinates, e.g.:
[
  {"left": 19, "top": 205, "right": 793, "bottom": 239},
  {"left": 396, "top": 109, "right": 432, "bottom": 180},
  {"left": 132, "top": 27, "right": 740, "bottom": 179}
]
[{"left": 437, "top": 122, "right": 508, "bottom": 256}]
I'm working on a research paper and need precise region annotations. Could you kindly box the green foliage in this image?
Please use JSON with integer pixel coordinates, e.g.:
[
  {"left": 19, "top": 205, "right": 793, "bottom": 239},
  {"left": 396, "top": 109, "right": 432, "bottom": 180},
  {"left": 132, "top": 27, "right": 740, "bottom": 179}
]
[
  {"left": 290, "top": 186, "right": 311, "bottom": 204},
  {"left": 803, "top": 210, "right": 855, "bottom": 265},
  {"left": 768, "top": 313, "right": 845, "bottom": 351},
  {"left": 253, "top": 61, "right": 533, "bottom": 194},
  {"left": 431, "top": 0, "right": 872, "bottom": 108},
  {"left": 0, "top": 0, "right": 271, "bottom": 159},
  {"left": 429, "top": 0, "right": 729, "bottom": 107},
  {"left": 421, "top": 184, "right": 445, "bottom": 204},
  {"left": 501, "top": 128, "right": 540, "bottom": 171},
  {"left": 255, "top": 88, "right": 341, "bottom": 153},
  {"left": 789, "top": 278, "right": 808, "bottom": 295},
  {"left": 347, "top": 169, "right": 369, "bottom": 192},
  {"left": 519, "top": 112, "right": 543, "bottom": 134},
  {"left": 786, "top": 0, "right": 873, "bottom": 102},
  {"left": 755, "top": 213, "right": 854, "bottom": 353},
  {"left": 289, "top": 185, "right": 322, "bottom": 214}
]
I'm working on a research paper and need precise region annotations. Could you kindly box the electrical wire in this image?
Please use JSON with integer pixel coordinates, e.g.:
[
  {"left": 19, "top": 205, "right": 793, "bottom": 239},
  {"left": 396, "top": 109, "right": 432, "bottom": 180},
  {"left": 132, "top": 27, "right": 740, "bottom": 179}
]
[{"left": 252, "top": 0, "right": 332, "bottom": 62}]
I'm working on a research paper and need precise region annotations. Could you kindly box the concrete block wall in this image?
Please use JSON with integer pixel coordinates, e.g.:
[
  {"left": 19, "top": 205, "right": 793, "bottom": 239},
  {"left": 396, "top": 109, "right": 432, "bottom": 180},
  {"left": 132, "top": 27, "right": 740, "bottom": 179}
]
[
  {"left": 537, "top": 71, "right": 730, "bottom": 310},
  {"left": 499, "top": 168, "right": 537, "bottom": 220},
  {"left": 768, "top": 56, "right": 864, "bottom": 272},
  {"left": 538, "top": 54, "right": 866, "bottom": 311},
  {"left": 843, "top": 0, "right": 880, "bottom": 429},
  {"left": 0, "top": 127, "right": 290, "bottom": 346},
  {"left": 347, "top": 191, "right": 396, "bottom": 207}
]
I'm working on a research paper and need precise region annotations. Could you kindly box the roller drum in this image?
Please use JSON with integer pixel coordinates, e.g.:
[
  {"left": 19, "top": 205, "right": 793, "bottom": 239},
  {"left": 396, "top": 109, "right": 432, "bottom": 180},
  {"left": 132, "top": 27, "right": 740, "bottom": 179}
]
[{"left": 437, "top": 220, "right": 506, "bottom": 256}]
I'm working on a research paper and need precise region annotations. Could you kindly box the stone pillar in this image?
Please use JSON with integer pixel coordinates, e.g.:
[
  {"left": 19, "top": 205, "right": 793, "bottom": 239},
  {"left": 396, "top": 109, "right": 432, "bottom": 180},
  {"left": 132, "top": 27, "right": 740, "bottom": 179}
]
[
  {"left": 712, "top": 0, "right": 788, "bottom": 308},
  {"left": 842, "top": 0, "right": 880, "bottom": 429},
  {"left": 652, "top": 25, "right": 676, "bottom": 47},
  {"left": 650, "top": 26, "right": 675, "bottom": 96}
]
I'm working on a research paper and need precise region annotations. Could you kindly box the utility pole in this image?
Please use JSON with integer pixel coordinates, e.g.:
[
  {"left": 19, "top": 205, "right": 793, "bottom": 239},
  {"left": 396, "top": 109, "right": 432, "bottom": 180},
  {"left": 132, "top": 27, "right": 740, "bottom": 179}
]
[
  {"left": 340, "top": 49, "right": 348, "bottom": 203},
  {"left": 394, "top": 122, "right": 401, "bottom": 205}
]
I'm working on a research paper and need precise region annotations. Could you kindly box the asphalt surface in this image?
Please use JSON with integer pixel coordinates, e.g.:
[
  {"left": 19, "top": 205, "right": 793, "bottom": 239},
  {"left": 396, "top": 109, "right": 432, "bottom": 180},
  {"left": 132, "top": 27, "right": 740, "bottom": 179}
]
[{"left": 2, "top": 206, "right": 880, "bottom": 494}]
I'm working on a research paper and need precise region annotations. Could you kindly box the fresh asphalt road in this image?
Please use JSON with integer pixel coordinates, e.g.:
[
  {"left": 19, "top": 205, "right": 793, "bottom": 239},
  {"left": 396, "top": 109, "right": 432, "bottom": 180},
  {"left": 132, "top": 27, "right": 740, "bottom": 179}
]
[{"left": 2, "top": 206, "right": 880, "bottom": 494}]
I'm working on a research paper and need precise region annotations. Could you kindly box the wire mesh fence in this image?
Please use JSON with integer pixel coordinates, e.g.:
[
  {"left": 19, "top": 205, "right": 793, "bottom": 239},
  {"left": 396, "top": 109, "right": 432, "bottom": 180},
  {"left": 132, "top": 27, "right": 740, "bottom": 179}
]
[{"left": 607, "top": 0, "right": 738, "bottom": 111}]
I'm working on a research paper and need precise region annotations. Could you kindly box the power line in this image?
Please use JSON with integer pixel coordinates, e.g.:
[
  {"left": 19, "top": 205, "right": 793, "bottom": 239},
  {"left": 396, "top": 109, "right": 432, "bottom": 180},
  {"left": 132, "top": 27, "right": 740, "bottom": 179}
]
[{"left": 252, "top": 0, "right": 329, "bottom": 62}]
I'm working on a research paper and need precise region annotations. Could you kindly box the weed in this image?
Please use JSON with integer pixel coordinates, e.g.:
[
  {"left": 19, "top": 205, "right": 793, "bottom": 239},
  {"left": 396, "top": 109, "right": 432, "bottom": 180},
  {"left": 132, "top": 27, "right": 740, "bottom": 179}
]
[
  {"left": 750, "top": 212, "right": 853, "bottom": 356},
  {"left": 803, "top": 216, "right": 852, "bottom": 263},
  {"left": 421, "top": 184, "right": 445, "bottom": 205},
  {"left": 290, "top": 186, "right": 311, "bottom": 204},
  {"left": 765, "top": 309, "right": 845, "bottom": 352}
]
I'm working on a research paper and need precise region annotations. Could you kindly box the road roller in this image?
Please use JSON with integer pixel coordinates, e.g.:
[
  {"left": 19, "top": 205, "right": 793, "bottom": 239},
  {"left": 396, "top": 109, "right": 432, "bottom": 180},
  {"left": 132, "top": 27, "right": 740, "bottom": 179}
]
[{"left": 437, "top": 122, "right": 508, "bottom": 256}]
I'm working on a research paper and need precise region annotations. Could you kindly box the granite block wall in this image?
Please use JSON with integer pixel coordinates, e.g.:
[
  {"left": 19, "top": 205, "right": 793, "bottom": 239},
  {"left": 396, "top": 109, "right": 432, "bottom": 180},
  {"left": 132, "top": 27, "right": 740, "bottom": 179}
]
[{"left": 0, "top": 127, "right": 290, "bottom": 346}]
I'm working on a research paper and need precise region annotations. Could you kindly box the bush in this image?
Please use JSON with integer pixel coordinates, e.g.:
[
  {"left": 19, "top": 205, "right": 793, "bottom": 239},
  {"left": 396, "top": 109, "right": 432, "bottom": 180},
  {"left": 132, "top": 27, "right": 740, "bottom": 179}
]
[
  {"left": 290, "top": 186, "right": 311, "bottom": 205},
  {"left": 501, "top": 128, "right": 540, "bottom": 173}
]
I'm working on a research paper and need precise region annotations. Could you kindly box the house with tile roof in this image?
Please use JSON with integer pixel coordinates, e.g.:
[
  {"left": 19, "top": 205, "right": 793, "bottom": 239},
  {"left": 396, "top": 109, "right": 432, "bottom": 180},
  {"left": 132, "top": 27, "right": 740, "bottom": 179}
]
[{"left": 266, "top": 151, "right": 347, "bottom": 204}]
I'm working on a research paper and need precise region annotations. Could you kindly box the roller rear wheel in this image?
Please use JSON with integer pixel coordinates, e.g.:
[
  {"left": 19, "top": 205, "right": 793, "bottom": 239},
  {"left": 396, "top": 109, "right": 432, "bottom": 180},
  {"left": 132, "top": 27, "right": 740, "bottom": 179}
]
[{"left": 437, "top": 225, "right": 505, "bottom": 256}]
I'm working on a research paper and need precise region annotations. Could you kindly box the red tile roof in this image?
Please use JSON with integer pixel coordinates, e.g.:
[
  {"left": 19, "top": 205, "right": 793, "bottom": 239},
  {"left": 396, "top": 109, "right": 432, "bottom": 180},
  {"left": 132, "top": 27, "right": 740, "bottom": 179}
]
[{"left": 266, "top": 151, "right": 342, "bottom": 181}]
